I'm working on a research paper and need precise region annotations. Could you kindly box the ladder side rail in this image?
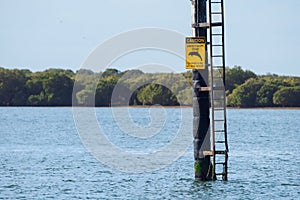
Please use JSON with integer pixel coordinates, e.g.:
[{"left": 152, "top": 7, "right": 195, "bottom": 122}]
[
  {"left": 221, "top": 0, "right": 228, "bottom": 181},
  {"left": 208, "top": 0, "right": 217, "bottom": 180},
  {"left": 220, "top": 0, "right": 228, "bottom": 153}
]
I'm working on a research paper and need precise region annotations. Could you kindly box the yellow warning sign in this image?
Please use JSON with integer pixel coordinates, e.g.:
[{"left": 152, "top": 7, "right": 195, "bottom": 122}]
[{"left": 186, "top": 37, "right": 206, "bottom": 70}]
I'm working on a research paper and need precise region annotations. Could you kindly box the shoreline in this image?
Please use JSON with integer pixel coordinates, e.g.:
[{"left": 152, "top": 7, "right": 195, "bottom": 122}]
[{"left": 1, "top": 106, "right": 300, "bottom": 110}]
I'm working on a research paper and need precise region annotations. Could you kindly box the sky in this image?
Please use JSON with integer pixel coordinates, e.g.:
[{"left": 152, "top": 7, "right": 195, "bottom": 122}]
[{"left": 0, "top": 0, "right": 299, "bottom": 75}]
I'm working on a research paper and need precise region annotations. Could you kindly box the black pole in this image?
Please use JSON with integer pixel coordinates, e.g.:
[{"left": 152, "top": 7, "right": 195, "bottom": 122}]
[{"left": 192, "top": 0, "right": 212, "bottom": 181}]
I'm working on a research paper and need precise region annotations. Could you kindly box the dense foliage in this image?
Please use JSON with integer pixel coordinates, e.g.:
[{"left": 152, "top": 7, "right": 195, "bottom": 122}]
[{"left": 0, "top": 66, "right": 299, "bottom": 107}]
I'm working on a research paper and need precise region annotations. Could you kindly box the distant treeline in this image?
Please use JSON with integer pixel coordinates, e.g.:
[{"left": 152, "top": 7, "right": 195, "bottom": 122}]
[{"left": 0, "top": 66, "right": 299, "bottom": 107}]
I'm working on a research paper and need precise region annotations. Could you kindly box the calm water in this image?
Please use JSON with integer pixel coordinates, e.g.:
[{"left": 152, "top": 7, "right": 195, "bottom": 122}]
[{"left": 0, "top": 107, "right": 299, "bottom": 199}]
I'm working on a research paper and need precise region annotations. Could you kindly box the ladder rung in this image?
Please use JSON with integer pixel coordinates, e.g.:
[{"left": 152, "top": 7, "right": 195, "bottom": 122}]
[
  {"left": 216, "top": 141, "right": 226, "bottom": 144},
  {"left": 211, "top": 22, "right": 223, "bottom": 27},
  {"left": 196, "top": 22, "right": 223, "bottom": 28},
  {"left": 214, "top": 108, "right": 224, "bottom": 111},
  {"left": 212, "top": 34, "right": 223, "bottom": 36},
  {"left": 215, "top": 173, "right": 226, "bottom": 176},
  {"left": 211, "top": 12, "right": 222, "bottom": 14},
  {"left": 215, "top": 130, "right": 225, "bottom": 133},
  {"left": 211, "top": 1, "right": 222, "bottom": 3},
  {"left": 212, "top": 44, "right": 223, "bottom": 46},
  {"left": 212, "top": 65, "right": 224, "bottom": 68},
  {"left": 213, "top": 108, "right": 225, "bottom": 111},
  {"left": 215, "top": 150, "right": 227, "bottom": 154},
  {"left": 203, "top": 151, "right": 228, "bottom": 156},
  {"left": 212, "top": 55, "right": 223, "bottom": 57},
  {"left": 215, "top": 162, "right": 225, "bottom": 165}
]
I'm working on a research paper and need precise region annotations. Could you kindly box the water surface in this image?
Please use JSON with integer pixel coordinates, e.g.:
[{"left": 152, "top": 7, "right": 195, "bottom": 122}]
[{"left": 0, "top": 107, "right": 299, "bottom": 199}]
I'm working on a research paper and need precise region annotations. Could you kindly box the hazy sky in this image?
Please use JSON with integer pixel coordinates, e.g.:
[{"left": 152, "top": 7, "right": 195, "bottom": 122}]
[{"left": 0, "top": 0, "right": 299, "bottom": 75}]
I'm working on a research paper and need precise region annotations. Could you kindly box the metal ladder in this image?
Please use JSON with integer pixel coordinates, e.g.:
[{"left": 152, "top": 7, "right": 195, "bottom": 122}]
[{"left": 201, "top": 0, "right": 229, "bottom": 181}]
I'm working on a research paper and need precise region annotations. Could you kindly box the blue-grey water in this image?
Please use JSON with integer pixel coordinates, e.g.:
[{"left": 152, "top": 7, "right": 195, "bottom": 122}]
[{"left": 0, "top": 107, "right": 299, "bottom": 199}]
